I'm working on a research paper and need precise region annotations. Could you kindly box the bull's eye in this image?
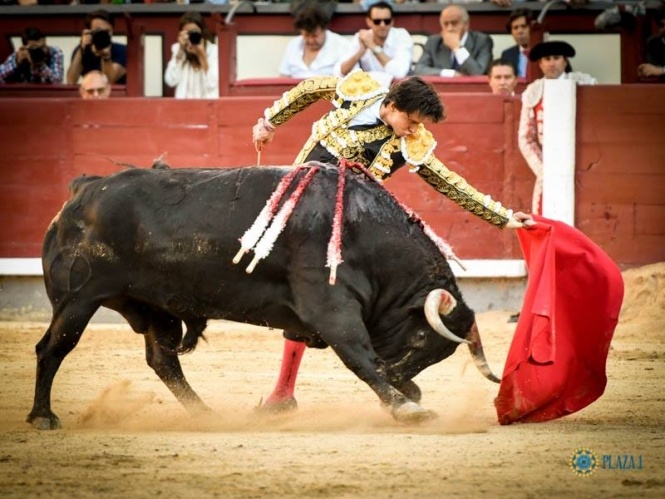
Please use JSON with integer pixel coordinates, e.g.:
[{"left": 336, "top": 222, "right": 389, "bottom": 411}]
[{"left": 412, "top": 330, "right": 427, "bottom": 347}]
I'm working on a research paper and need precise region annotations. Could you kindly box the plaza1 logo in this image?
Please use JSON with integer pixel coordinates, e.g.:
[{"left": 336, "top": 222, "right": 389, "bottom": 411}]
[
  {"left": 570, "top": 448, "right": 598, "bottom": 477},
  {"left": 569, "top": 448, "right": 644, "bottom": 477}
]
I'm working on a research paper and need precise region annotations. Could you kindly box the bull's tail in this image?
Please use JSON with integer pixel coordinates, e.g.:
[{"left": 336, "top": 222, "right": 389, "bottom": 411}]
[
  {"left": 467, "top": 321, "right": 500, "bottom": 383},
  {"left": 178, "top": 318, "right": 208, "bottom": 354}
]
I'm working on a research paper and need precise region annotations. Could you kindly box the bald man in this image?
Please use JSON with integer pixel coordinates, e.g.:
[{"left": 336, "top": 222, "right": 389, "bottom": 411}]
[
  {"left": 79, "top": 70, "right": 111, "bottom": 99},
  {"left": 413, "top": 4, "right": 493, "bottom": 77}
]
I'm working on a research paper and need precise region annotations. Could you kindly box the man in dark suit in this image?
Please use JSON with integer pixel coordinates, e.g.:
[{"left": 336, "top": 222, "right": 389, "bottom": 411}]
[
  {"left": 501, "top": 9, "right": 532, "bottom": 79},
  {"left": 413, "top": 4, "right": 492, "bottom": 77}
]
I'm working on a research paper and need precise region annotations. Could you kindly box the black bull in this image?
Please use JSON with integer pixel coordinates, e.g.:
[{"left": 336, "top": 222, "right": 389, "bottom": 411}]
[{"left": 28, "top": 164, "right": 499, "bottom": 430}]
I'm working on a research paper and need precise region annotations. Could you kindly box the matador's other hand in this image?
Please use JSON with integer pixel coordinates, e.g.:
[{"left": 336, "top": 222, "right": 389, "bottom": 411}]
[
  {"left": 505, "top": 211, "right": 536, "bottom": 229},
  {"left": 252, "top": 118, "right": 275, "bottom": 152}
]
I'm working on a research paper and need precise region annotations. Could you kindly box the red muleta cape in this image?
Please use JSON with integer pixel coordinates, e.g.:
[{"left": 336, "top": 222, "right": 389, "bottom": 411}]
[{"left": 494, "top": 215, "right": 624, "bottom": 425}]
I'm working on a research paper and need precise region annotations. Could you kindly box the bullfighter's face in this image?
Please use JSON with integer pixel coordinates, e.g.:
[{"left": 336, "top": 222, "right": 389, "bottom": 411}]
[
  {"left": 539, "top": 55, "right": 567, "bottom": 79},
  {"left": 381, "top": 102, "right": 428, "bottom": 138}
]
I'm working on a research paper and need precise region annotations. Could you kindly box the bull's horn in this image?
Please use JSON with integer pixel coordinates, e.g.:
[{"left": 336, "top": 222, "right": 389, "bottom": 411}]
[
  {"left": 424, "top": 289, "right": 470, "bottom": 344},
  {"left": 466, "top": 321, "right": 500, "bottom": 383}
]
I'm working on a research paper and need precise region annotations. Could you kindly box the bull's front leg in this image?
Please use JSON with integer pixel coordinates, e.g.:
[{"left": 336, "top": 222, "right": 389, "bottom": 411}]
[{"left": 327, "top": 333, "right": 434, "bottom": 424}]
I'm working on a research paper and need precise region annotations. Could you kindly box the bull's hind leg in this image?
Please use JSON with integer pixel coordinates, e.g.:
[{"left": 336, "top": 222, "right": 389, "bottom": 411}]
[
  {"left": 141, "top": 309, "right": 209, "bottom": 413},
  {"left": 27, "top": 301, "right": 99, "bottom": 430}
]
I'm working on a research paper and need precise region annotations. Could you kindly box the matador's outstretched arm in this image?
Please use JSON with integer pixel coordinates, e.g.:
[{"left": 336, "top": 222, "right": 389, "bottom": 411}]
[{"left": 252, "top": 76, "right": 339, "bottom": 150}]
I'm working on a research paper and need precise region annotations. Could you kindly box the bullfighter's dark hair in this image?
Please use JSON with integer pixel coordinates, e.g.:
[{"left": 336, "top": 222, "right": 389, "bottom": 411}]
[
  {"left": 85, "top": 9, "right": 115, "bottom": 29},
  {"left": 506, "top": 8, "right": 533, "bottom": 33},
  {"left": 367, "top": 1, "right": 394, "bottom": 18},
  {"left": 383, "top": 77, "right": 445, "bottom": 123},
  {"left": 294, "top": 5, "right": 330, "bottom": 32},
  {"left": 487, "top": 58, "right": 517, "bottom": 77},
  {"left": 21, "top": 27, "right": 44, "bottom": 46}
]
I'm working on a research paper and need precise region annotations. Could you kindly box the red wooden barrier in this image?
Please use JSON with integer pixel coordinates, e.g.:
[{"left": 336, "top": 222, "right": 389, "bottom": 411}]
[{"left": 1, "top": 87, "right": 664, "bottom": 267}]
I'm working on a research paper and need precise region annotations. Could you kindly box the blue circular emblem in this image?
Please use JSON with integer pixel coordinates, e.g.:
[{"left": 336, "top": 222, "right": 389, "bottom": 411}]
[{"left": 570, "top": 447, "right": 598, "bottom": 477}]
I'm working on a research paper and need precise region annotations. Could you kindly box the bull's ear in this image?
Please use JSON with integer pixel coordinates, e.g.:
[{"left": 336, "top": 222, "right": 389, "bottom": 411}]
[
  {"left": 408, "top": 296, "right": 426, "bottom": 316},
  {"left": 408, "top": 297, "right": 426, "bottom": 312}
]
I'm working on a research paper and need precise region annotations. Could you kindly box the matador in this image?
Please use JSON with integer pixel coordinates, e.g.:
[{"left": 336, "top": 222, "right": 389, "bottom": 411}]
[{"left": 251, "top": 69, "right": 533, "bottom": 409}]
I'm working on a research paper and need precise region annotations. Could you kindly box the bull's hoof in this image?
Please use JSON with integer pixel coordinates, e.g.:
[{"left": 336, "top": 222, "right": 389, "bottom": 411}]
[
  {"left": 187, "top": 402, "right": 213, "bottom": 416},
  {"left": 391, "top": 402, "right": 438, "bottom": 425},
  {"left": 27, "top": 414, "right": 62, "bottom": 431},
  {"left": 395, "top": 380, "right": 422, "bottom": 403},
  {"left": 254, "top": 397, "right": 298, "bottom": 414}
]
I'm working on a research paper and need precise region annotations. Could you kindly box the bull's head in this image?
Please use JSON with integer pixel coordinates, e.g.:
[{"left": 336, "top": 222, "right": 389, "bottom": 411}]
[{"left": 375, "top": 289, "right": 499, "bottom": 388}]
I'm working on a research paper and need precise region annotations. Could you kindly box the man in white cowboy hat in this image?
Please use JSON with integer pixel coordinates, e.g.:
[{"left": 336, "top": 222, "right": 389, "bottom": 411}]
[{"left": 518, "top": 40, "right": 596, "bottom": 215}]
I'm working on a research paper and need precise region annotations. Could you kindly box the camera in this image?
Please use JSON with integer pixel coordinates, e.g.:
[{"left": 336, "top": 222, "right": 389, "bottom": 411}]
[
  {"left": 188, "top": 30, "right": 202, "bottom": 45},
  {"left": 28, "top": 47, "right": 46, "bottom": 64},
  {"left": 92, "top": 30, "right": 112, "bottom": 51}
]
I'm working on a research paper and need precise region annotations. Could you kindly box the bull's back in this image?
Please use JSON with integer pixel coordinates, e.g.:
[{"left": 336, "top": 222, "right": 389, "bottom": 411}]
[{"left": 42, "top": 165, "right": 441, "bottom": 320}]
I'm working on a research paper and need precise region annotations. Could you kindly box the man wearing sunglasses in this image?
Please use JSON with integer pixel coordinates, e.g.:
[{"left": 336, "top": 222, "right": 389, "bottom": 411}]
[
  {"left": 414, "top": 4, "right": 493, "bottom": 77},
  {"left": 337, "top": 1, "right": 413, "bottom": 86}
]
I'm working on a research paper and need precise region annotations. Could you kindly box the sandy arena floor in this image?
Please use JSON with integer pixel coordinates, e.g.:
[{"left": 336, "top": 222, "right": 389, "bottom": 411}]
[{"left": 0, "top": 264, "right": 663, "bottom": 499}]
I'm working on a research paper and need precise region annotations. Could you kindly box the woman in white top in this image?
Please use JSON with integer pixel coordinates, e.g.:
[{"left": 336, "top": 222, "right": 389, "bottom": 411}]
[{"left": 164, "top": 11, "right": 219, "bottom": 99}]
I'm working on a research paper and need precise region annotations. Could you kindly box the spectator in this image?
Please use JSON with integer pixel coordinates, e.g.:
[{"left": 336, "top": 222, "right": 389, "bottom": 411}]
[
  {"left": 0, "top": 27, "right": 64, "bottom": 84},
  {"left": 518, "top": 41, "right": 597, "bottom": 214},
  {"left": 501, "top": 8, "right": 532, "bottom": 78},
  {"left": 637, "top": 12, "right": 665, "bottom": 81},
  {"left": 79, "top": 70, "right": 111, "bottom": 99},
  {"left": 164, "top": 12, "right": 219, "bottom": 98},
  {"left": 413, "top": 4, "right": 493, "bottom": 77},
  {"left": 279, "top": 4, "right": 351, "bottom": 78},
  {"left": 337, "top": 1, "right": 413, "bottom": 87},
  {"left": 488, "top": 58, "right": 518, "bottom": 95},
  {"left": 66, "top": 9, "right": 127, "bottom": 85}
]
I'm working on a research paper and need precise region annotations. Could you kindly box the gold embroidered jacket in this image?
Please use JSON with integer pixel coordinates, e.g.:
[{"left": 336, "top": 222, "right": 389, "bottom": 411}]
[{"left": 264, "top": 71, "right": 513, "bottom": 228}]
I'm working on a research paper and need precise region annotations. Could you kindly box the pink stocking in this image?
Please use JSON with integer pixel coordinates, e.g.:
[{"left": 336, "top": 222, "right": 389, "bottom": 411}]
[{"left": 263, "top": 339, "right": 306, "bottom": 408}]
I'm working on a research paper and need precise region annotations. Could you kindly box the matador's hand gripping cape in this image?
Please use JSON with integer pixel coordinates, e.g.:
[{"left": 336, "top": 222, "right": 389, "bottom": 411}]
[{"left": 263, "top": 70, "right": 514, "bottom": 228}]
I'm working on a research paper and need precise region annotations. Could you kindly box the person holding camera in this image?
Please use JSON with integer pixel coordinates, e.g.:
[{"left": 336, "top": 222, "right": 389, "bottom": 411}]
[
  {"left": 0, "top": 27, "right": 64, "bottom": 84},
  {"left": 164, "top": 11, "right": 219, "bottom": 99},
  {"left": 66, "top": 9, "right": 127, "bottom": 85}
]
